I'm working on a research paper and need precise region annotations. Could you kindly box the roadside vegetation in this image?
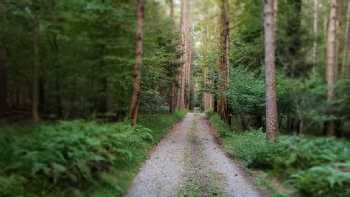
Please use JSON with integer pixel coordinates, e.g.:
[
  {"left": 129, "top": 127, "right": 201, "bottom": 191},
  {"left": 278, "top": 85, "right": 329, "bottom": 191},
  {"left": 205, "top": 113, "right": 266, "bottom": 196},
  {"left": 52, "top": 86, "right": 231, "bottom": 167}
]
[
  {"left": 1, "top": 0, "right": 350, "bottom": 196},
  {"left": 208, "top": 112, "right": 350, "bottom": 197},
  {"left": 0, "top": 111, "right": 185, "bottom": 197}
]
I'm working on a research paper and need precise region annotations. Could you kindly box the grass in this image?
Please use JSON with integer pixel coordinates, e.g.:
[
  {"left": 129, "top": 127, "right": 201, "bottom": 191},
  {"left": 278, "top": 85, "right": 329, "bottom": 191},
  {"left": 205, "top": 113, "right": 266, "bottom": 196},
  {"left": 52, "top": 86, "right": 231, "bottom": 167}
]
[
  {"left": 0, "top": 111, "right": 186, "bottom": 197},
  {"left": 207, "top": 112, "right": 350, "bottom": 197}
]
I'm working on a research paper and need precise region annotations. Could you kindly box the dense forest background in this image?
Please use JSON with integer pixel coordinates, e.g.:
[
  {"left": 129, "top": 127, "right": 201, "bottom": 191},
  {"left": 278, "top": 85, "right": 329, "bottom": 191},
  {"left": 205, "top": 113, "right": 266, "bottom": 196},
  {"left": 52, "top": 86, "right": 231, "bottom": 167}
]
[
  {"left": 0, "top": 0, "right": 180, "bottom": 121},
  {"left": 1, "top": 0, "right": 350, "bottom": 137},
  {"left": 0, "top": 0, "right": 350, "bottom": 196},
  {"left": 195, "top": 0, "right": 350, "bottom": 137}
]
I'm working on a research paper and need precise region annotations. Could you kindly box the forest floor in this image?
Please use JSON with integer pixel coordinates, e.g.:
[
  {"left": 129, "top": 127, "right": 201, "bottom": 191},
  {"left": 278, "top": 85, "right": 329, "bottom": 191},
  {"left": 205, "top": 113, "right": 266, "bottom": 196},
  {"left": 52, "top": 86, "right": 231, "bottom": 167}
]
[{"left": 127, "top": 113, "right": 264, "bottom": 197}]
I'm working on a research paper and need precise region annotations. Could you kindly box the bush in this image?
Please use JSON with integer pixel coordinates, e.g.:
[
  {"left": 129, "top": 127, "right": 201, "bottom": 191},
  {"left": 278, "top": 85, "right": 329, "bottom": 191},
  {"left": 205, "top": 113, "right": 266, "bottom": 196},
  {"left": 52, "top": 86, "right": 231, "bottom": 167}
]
[
  {"left": 292, "top": 162, "right": 350, "bottom": 197},
  {"left": 207, "top": 112, "right": 231, "bottom": 137},
  {"left": 226, "top": 67, "right": 336, "bottom": 134},
  {"left": 208, "top": 113, "right": 350, "bottom": 196},
  {"left": 0, "top": 175, "right": 26, "bottom": 197},
  {"left": 0, "top": 112, "right": 185, "bottom": 196}
]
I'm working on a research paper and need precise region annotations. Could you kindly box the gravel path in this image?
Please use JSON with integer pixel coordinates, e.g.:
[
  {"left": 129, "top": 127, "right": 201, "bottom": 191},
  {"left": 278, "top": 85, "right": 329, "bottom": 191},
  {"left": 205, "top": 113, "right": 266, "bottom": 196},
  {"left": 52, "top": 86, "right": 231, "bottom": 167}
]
[{"left": 127, "top": 113, "right": 263, "bottom": 197}]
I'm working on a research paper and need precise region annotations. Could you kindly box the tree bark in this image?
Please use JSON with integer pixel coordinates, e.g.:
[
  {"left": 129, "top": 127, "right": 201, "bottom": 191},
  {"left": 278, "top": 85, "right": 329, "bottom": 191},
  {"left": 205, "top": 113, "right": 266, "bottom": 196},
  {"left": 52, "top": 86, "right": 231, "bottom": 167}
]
[
  {"left": 177, "top": 0, "right": 191, "bottom": 110},
  {"left": 170, "top": 81, "right": 177, "bottom": 112},
  {"left": 0, "top": 47, "right": 7, "bottom": 115},
  {"left": 32, "top": 17, "right": 41, "bottom": 122},
  {"left": 342, "top": 0, "right": 350, "bottom": 78},
  {"left": 169, "top": 0, "right": 174, "bottom": 18},
  {"left": 313, "top": 0, "right": 319, "bottom": 69},
  {"left": 168, "top": 0, "right": 177, "bottom": 113},
  {"left": 326, "top": 0, "right": 338, "bottom": 136},
  {"left": 129, "top": 0, "right": 145, "bottom": 127},
  {"left": 218, "top": 0, "right": 230, "bottom": 121},
  {"left": 264, "top": 0, "right": 279, "bottom": 142}
]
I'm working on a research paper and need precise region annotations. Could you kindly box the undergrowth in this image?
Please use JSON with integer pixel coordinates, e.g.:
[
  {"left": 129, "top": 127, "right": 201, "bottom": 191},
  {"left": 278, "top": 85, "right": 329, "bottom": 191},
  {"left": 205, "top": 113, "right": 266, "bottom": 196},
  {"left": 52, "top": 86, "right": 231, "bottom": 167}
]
[
  {"left": 0, "top": 111, "right": 186, "bottom": 197},
  {"left": 208, "top": 112, "right": 350, "bottom": 197}
]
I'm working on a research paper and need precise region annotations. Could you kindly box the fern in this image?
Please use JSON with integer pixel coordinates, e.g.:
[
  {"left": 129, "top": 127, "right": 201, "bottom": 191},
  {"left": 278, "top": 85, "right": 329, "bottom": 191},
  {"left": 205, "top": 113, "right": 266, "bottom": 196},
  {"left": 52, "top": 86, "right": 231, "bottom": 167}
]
[{"left": 0, "top": 112, "right": 186, "bottom": 196}]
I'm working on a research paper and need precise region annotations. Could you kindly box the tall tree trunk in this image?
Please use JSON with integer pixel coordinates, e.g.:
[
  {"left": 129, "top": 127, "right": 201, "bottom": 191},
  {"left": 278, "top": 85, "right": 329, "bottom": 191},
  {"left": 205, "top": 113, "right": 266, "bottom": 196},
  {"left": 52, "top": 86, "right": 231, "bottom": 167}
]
[
  {"left": 264, "top": 0, "right": 279, "bottom": 142},
  {"left": 184, "top": 0, "right": 192, "bottom": 109},
  {"left": 342, "top": 0, "right": 350, "bottom": 78},
  {"left": 284, "top": 0, "right": 302, "bottom": 77},
  {"left": 169, "top": 0, "right": 174, "bottom": 18},
  {"left": 168, "top": 0, "right": 177, "bottom": 113},
  {"left": 202, "top": 25, "right": 213, "bottom": 112},
  {"left": 218, "top": 0, "right": 229, "bottom": 121},
  {"left": 0, "top": 47, "right": 7, "bottom": 114},
  {"left": 313, "top": 0, "right": 319, "bottom": 69},
  {"left": 178, "top": 0, "right": 191, "bottom": 110},
  {"left": 326, "top": 0, "right": 338, "bottom": 136},
  {"left": 129, "top": 0, "right": 145, "bottom": 126},
  {"left": 32, "top": 17, "right": 40, "bottom": 122},
  {"left": 0, "top": 2, "right": 7, "bottom": 115},
  {"left": 170, "top": 81, "right": 177, "bottom": 112}
]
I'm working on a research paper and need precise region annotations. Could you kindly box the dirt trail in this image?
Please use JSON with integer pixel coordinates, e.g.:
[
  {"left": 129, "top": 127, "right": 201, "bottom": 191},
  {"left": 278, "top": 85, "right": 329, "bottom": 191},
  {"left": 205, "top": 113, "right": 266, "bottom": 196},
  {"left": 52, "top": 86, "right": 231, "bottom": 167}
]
[{"left": 127, "top": 113, "right": 263, "bottom": 197}]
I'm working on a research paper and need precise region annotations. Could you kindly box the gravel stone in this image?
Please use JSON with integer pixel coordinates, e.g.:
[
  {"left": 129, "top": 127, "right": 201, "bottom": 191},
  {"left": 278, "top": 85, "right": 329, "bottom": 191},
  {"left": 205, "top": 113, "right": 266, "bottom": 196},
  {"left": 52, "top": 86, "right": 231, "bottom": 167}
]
[{"left": 126, "top": 113, "right": 264, "bottom": 197}]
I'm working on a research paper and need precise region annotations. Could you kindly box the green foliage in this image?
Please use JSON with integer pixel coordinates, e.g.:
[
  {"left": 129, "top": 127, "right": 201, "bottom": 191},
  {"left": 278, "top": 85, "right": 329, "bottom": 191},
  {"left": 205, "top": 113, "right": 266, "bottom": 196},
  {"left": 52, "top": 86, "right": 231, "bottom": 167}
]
[
  {"left": 280, "top": 73, "right": 330, "bottom": 129},
  {"left": 0, "top": 175, "right": 25, "bottom": 197},
  {"left": 226, "top": 66, "right": 342, "bottom": 134},
  {"left": 208, "top": 113, "right": 350, "bottom": 196},
  {"left": 227, "top": 67, "right": 265, "bottom": 115},
  {"left": 292, "top": 162, "right": 350, "bottom": 197},
  {"left": 206, "top": 111, "right": 231, "bottom": 137},
  {"left": 2, "top": 0, "right": 180, "bottom": 118},
  {"left": 335, "top": 79, "right": 350, "bottom": 124},
  {"left": 0, "top": 112, "right": 185, "bottom": 196}
]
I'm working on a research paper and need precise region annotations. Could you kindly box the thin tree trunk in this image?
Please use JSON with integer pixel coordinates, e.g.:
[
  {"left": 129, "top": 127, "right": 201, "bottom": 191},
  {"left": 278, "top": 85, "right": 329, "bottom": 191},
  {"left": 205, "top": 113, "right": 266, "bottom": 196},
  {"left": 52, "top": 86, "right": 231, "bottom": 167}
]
[
  {"left": 313, "top": 0, "right": 319, "bottom": 69},
  {"left": 0, "top": 47, "right": 7, "bottom": 114},
  {"left": 264, "top": 0, "right": 279, "bottom": 142},
  {"left": 129, "top": 0, "right": 145, "bottom": 126},
  {"left": 168, "top": 0, "right": 177, "bottom": 113},
  {"left": 203, "top": 26, "right": 213, "bottom": 112},
  {"left": 32, "top": 17, "right": 40, "bottom": 122},
  {"left": 326, "top": 0, "right": 338, "bottom": 136},
  {"left": 171, "top": 82, "right": 177, "bottom": 112},
  {"left": 342, "top": 0, "right": 350, "bottom": 78},
  {"left": 218, "top": 0, "right": 229, "bottom": 121},
  {"left": 169, "top": 0, "right": 174, "bottom": 19},
  {"left": 52, "top": 35, "right": 63, "bottom": 118},
  {"left": 0, "top": 2, "right": 7, "bottom": 115},
  {"left": 185, "top": 0, "right": 191, "bottom": 109}
]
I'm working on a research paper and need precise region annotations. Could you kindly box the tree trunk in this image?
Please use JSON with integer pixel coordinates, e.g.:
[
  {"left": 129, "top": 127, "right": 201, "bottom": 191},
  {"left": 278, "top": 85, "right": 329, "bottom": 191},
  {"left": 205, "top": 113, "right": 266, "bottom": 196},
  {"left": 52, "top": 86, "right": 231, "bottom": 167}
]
[
  {"left": 0, "top": 47, "right": 7, "bottom": 115},
  {"left": 313, "top": 0, "right": 319, "bottom": 69},
  {"left": 129, "top": 0, "right": 145, "bottom": 127},
  {"left": 177, "top": 0, "right": 191, "bottom": 110},
  {"left": 32, "top": 17, "right": 41, "bottom": 122},
  {"left": 218, "top": 0, "right": 230, "bottom": 121},
  {"left": 284, "top": 0, "right": 302, "bottom": 77},
  {"left": 342, "top": 0, "right": 350, "bottom": 78},
  {"left": 264, "top": 0, "right": 279, "bottom": 142},
  {"left": 326, "top": 0, "right": 338, "bottom": 136},
  {"left": 170, "top": 81, "right": 177, "bottom": 112},
  {"left": 202, "top": 26, "right": 213, "bottom": 112},
  {"left": 168, "top": 0, "right": 177, "bottom": 113},
  {"left": 169, "top": 0, "right": 174, "bottom": 18}
]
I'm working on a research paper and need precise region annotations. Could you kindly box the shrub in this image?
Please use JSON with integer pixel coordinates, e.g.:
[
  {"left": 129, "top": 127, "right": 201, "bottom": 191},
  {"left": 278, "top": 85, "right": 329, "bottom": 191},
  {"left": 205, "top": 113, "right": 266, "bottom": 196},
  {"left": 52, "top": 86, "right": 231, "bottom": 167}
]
[
  {"left": 0, "top": 175, "right": 26, "bottom": 197},
  {"left": 292, "top": 162, "right": 350, "bottom": 197},
  {"left": 208, "top": 112, "right": 350, "bottom": 196},
  {"left": 207, "top": 112, "right": 231, "bottom": 137},
  {"left": 0, "top": 112, "right": 185, "bottom": 196}
]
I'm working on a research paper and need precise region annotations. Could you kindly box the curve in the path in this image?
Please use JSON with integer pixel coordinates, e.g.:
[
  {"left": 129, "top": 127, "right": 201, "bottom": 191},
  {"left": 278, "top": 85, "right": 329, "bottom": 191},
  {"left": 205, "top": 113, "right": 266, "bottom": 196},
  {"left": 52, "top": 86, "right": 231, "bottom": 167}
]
[{"left": 127, "top": 113, "right": 263, "bottom": 197}]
